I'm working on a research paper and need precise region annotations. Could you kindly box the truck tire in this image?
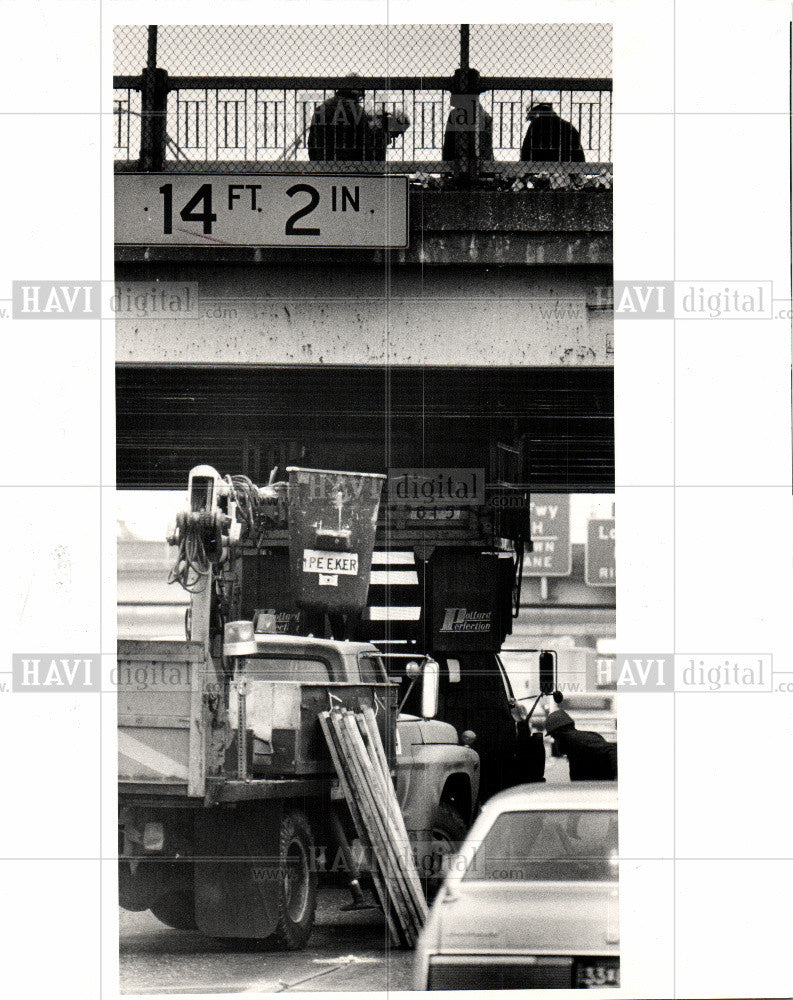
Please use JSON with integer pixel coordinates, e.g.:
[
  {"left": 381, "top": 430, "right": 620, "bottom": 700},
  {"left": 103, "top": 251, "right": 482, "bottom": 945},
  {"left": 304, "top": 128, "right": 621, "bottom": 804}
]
[
  {"left": 266, "top": 810, "right": 317, "bottom": 950},
  {"left": 425, "top": 803, "right": 468, "bottom": 899},
  {"left": 118, "top": 859, "right": 156, "bottom": 911},
  {"left": 150, "top": 890, "right": 198, "bottom": 931}
]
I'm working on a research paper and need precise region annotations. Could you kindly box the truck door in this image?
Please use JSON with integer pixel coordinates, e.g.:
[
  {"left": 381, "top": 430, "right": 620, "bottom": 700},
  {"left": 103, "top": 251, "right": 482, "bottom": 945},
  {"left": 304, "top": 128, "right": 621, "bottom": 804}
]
[{"left": 434, "top": 652, "right": 517, "bottom": 803}]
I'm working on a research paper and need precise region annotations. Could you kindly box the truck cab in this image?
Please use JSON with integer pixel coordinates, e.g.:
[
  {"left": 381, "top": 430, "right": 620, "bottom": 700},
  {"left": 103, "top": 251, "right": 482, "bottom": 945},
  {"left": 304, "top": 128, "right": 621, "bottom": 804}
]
[{"left": 223, "top": 629, "right": 480, "bottom": 838}]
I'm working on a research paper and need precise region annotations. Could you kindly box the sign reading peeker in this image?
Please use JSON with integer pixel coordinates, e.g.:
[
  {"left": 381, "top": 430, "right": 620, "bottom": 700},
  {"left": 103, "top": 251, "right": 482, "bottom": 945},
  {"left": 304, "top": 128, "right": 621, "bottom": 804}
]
[
  {"left": 524, "top": 495, "right": 572, "bottom": 576},
  {"left": 115, "top": 174, "right": 409, "bottom": 248},
  {"left": 302, "top": 550, "right": 359, "bottom": 575}
]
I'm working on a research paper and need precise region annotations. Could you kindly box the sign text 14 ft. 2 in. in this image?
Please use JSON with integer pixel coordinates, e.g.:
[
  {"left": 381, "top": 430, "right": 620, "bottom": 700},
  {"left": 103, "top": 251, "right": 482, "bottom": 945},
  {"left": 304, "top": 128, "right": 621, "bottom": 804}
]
[{"left": 115, "top": 174, "right": 409, "bottom": 249}]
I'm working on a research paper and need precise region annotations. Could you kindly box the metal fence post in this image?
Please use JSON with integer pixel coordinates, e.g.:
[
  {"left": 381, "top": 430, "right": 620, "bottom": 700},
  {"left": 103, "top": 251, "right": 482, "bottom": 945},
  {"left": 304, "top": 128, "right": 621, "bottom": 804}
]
[
  {"left": 139, "top": 26, "right": 168, "bottom": 171},
  {"left": 449, "top": 25, "right": 480, "bottom": 185},
  {"left": 459, "top": 23, "right": 469, "bottom": 73}
]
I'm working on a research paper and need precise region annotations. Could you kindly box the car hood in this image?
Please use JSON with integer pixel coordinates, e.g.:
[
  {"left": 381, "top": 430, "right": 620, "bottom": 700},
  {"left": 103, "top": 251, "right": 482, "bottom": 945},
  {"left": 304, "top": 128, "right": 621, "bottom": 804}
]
[{"left": 434, "top": 880, "right": 619, "bottom": 954}]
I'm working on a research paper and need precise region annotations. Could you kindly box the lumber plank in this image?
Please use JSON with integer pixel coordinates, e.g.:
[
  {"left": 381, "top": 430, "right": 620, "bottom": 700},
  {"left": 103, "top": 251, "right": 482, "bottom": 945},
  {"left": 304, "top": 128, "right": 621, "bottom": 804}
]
[
  {"left": 340, "top": 712, "right": 424, "bottom": 936},
  {"left": 319, "top": 712, "right": 400, "bottom": 946},
  {"left": 357, "top": 710, "right": 428, "bottom": 919},
  {"left": 329, "top": 711, "right": 413, "bottom": 945}
]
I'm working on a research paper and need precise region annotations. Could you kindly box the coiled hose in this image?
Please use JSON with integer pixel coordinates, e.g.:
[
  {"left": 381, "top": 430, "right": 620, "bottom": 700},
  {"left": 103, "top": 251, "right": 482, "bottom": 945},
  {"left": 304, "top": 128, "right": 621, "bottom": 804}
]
[
  {"left": 167, "top": 510, "right": 222, "bottom": 593},
  {"left": 168, "top": 470, "right": 286, "bottom": 592}
]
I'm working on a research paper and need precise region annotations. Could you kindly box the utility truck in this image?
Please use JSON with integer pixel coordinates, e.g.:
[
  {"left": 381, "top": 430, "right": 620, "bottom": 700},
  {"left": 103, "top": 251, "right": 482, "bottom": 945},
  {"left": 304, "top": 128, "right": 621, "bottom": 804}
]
[{"left": 118, "top": 462, "right": 550, "bottom": 947}]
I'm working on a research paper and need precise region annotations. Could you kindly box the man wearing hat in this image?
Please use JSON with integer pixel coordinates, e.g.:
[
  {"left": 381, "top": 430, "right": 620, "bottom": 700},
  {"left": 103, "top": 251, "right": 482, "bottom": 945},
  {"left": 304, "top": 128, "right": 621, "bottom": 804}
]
[
  {"left": 520, "top": 102, "right": 586, "bottom": 163},
  {"left": 442, "top": 68, "right": 494, "bottom": 163},
  {"left": 307, "top": 79, "right": 409, "bottom": 162},
  {"left": 545, "top": 708, "right": 618, "bottom": 781}
]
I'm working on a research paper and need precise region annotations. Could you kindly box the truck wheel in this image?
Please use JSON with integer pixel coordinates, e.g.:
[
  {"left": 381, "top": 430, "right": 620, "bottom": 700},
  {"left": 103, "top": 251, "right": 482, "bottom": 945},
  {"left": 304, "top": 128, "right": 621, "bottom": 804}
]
[
  {"left": 425, "top": 803, "right": 467, "bottom": 899},
  {"left": 266, "top": 810, "right": 317, "bottom": 950},
  {"left": 118, "top": 860, "right": 156, "bottom": 911},
  {"left": 150, "top": 890, "right": 198, "bottom": 931}
]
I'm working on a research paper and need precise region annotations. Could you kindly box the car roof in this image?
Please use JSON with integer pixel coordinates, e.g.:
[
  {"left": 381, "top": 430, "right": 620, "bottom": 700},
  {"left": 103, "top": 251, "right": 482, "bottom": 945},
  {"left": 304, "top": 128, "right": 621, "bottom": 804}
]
[{"left": 481, "top": 782, "right": 618, "bottom": 813}]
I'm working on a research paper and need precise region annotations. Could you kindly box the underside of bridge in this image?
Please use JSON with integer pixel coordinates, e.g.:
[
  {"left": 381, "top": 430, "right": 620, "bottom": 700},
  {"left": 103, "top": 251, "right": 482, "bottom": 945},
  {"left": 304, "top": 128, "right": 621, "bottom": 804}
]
[{"left": 116, "top": 364, "right": 613, "bottom": 492}]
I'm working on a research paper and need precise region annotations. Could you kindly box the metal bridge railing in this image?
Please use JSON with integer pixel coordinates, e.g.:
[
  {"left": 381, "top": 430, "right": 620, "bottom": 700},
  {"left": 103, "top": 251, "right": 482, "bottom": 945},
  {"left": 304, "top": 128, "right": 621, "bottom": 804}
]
[{"left": 113, "top": 76, "right": 612, "bottom": 189}]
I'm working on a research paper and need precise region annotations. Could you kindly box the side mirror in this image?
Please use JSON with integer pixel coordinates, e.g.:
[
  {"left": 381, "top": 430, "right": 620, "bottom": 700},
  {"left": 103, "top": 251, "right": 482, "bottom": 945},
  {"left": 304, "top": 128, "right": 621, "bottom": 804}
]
[
  {"left": 421, "top": 657, "right": 439, "bottom": 720},
  {"left": 539, "top": 650, "right": 557, "bottom": 695}
]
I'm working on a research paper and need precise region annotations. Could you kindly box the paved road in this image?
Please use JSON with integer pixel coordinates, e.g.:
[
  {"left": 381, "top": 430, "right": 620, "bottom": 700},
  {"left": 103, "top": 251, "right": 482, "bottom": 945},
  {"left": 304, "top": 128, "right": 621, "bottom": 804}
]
[{"left": 120, "top": 885, "right": 415, "bottom": 994}]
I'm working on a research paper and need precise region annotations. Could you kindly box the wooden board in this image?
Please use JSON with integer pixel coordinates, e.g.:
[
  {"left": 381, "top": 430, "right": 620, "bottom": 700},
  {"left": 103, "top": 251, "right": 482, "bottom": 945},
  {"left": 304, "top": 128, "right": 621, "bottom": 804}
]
[{"left": 320, "top": 706, "right": 428, "bottom": 946}]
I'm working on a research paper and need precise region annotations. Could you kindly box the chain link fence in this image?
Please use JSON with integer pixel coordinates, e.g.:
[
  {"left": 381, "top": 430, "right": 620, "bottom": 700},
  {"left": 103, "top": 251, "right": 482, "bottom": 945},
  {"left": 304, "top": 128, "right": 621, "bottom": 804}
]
[{"left": 114, "top": 24, "right": 611, "bottom": 188}]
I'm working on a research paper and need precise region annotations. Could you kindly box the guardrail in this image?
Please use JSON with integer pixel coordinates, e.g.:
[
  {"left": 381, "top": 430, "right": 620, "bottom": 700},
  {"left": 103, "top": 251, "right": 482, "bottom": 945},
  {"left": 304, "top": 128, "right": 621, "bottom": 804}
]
[{"left": 113, "top": 73, "right": 612, "bottom": 188}]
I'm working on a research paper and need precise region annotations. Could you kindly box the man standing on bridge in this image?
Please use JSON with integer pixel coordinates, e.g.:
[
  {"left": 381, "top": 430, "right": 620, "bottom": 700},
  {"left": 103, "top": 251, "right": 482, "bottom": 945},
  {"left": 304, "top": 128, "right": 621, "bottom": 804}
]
[
  {"left": 442, "top": 69, "right": 494, "bottom": 163},
  {"left": 308, "top": 82, "right": 409, "bottom": 161},
  {"left": 520, "top": 102, "right": 586, "bottom": 163}
]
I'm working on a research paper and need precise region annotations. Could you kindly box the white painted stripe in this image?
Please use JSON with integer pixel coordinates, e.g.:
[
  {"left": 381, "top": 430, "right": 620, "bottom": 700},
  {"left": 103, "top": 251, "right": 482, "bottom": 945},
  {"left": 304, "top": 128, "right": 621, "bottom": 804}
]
[
  {"left": 369, "top": 570, "right": 418, "bottom": 585},
  {"left": 118, "top": 730, "right": 189, "bottom": 781},
  {"left": 368, "top": 606, "right": 422, "bottom": 620},
  {"left": 370, "top": 551, "right": 415, "bottom": 565}
]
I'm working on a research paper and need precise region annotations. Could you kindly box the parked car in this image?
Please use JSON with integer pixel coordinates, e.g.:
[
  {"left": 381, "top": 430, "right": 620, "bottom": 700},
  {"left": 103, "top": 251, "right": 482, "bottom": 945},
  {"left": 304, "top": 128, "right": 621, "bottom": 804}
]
[{"left": 414, "top": 782, "right": 619, "bottom": 990}]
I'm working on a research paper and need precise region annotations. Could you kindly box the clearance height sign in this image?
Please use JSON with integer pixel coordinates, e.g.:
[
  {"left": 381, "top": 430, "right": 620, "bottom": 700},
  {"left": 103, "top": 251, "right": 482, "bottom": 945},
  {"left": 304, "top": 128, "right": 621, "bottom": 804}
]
[
  {"left": 115, "top": 173, "right": 409, "bottom": 248},
  {"left": 524, "top": 495, "right": 572, "bottom": 576}
]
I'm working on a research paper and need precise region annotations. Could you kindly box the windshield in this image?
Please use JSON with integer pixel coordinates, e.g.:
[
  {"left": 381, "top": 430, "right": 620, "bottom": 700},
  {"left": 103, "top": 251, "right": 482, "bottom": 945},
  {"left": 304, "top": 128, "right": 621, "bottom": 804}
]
[
  {"left": 357, "top": 654, "right": 387, "bottom": 684},
  {"left": 463, "top": 809, "right": 618, "bottom": 883}
]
